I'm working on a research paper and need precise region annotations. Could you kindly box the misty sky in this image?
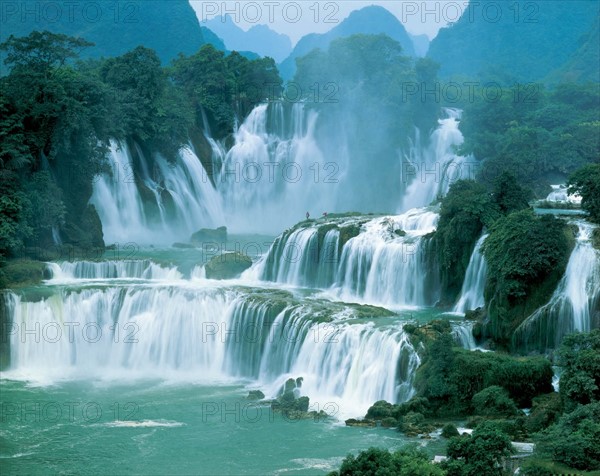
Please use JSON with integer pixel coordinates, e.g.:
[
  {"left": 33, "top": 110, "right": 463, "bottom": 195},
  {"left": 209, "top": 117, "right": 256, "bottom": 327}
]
[{"left": 190, "top": 1, "right": 467, "bottom": 44}]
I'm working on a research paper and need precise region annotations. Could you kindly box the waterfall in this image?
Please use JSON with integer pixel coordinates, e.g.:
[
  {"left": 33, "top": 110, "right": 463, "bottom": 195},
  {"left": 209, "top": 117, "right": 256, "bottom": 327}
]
[
  {"left": 545, "top": 184, "right": 581, "bottom": 204},
  {"left": 91, "top": 140, "right": 225, "bottom": 245},
  {"left": 451, "top": 321, "right": 477, "bottom": 350},
  {"left": 90, "top": 105, "right": 473, "bottom": 239},
  {"left": 453, "top": 234, "right": 489, "bottom": 313},
  {"left": 513, "top": 221, "right": 600, "bottom": 352},
  {"left": 5, "top": 281, "right": 418, "bottom": 414},
  {"left": 45, "top": 261, "right": 183, "bottom": 281},
  {"left": 217, "top": 102, "right": 340, "bottom": 233},
  {"left": 256, "top": 208, "right": 441, "bottom": 308},
  {"left": 400, "top": 108, "right": 471, "bottom": 211}
]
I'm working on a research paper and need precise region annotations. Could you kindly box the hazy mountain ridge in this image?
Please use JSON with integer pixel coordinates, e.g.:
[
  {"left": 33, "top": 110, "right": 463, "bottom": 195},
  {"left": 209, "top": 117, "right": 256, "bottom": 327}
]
[
  {"left": 0, "top": 0, "right": 206, "bottom": 64},
  {"left": 428, "top": 0, "right": 600, "bottom": 82},
  {"left": 203, "top": 15, "right": 292, "bottom": 62},
  {"left": 547, "top": 16, "right": 600, "bottom": 84},
  {"left": 279, "top": 5, "right": 416, "bottom": 79}
]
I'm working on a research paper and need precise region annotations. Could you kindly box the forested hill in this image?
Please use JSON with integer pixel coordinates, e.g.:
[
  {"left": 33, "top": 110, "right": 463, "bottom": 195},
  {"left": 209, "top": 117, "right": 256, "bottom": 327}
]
[
  {"left": 279, "top": 5, "right": 416, "bottom": 79},
  {"left": 0, "top": 0, "right": 207, "bottom": 64},
  {"left": 548, "top": 15, "right": 600, "bottom": 84},
  {"left": 428, "top": 0, "right": 600, "bottom": 82}
]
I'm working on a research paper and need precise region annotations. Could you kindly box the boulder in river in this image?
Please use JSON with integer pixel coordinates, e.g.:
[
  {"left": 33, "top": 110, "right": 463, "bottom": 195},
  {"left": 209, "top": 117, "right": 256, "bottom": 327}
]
[
  {"left": 190, "top": 226, "right": 227, "bottom": 245},
  {"left": 204, "top": 252, "right": 252, "bottom": 279}
]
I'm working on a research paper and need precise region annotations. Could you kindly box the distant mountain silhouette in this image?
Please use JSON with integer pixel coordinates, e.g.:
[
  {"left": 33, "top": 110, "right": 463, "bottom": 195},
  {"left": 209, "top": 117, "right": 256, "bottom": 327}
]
[
  {"left": 547, "top": 16, "right": 600, "bottom": 84},
  {"left": 0, "top": 0, "right": 207, "bottom": 64},
  {"left": 203, "top": 15, "right": 292, "bottom": 62},
  {"left": 279, "top": 5, "right": 416, "bottom": 79},
  {"left": 428, "top": 0, "right": 600, "bottom": 82}
]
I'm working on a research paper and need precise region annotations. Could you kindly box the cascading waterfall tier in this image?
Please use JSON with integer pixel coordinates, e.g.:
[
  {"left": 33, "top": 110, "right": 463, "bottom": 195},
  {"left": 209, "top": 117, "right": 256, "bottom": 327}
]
[
  {"left": 254, "top": 208, "right": 441, "bottom": 308},
  {"left": 91, "top": 140, "right": 225, "bottom": 245},
  {"left": 513, "top": 221, "right": 600, "bottom": 353},
  {"left": 451, "top": 321, "right": 477, "bottom": 350},
  {"left": 400, "top": 108, "right": 473, "bottom": 212},
  {"left": 90, "top": 105, "right": 472, "bottom": 241},
  {"left": 453, "top": 234, "right": 489, "bottom": 313},
  {"left": 545, "top": 184, "right": 581, "bottom": 204},
  {"left": 4, "top": 281, "right": 418, "bottom": 414},
  {"left": 216, "top": 102, "right": 340, "bottom": 233},
  {"left": 45, "top": 261, "right": 183, "bottom": 281}
]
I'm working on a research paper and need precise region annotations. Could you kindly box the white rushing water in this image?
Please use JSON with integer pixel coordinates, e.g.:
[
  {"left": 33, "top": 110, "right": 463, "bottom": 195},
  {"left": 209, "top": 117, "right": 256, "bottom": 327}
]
[
  {"left": 545, "top": 184, "right": 582, "bottom": 204},
  {"left": 400, "top": 108, "right": 472, "bottom": 212},
  {"left": 90, "top": 104, "right": 473, "bottom": 241},
  {"left": 91, "top": 140, "right": 225, "bottom": 245},
  {"left": 5, "top": 283, "right": 418, "bottom": 415},
  {"left": 335, "top": 209, "right": 440, "bottom": 308},
  {"left": 453, "top": 234, "right": 488, "bottom": 313},
  {"left": 514, "top": 221, "right": 600, "bottom": 351},
  {"left": 451, "top": 321, "right": 477, "bottom": 350},
  {"left": 45, "top": 261, "right": 183, "bottom": 281},
  {"left": 217, "top": 103, "right": 341, "bottom": 233},
  {"left": 254, "top": 208, "right": 441, "bottom": 308}
]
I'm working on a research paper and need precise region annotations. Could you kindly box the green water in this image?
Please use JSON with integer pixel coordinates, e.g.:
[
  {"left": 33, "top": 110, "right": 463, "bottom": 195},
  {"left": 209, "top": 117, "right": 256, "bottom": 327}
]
[
  {"left": 1, "top": 239, "right": 462, "bottom": 474},
  {"left": 0, "top": 379, "right": 444, "bottom": 475}
]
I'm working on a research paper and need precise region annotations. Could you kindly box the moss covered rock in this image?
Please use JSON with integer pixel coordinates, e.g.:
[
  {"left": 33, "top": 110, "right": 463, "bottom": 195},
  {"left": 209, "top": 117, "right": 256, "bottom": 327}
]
[
  {"left": 0, "top": 260, "right": 47, "bottom": 289},
  {"left": 247, "top": 390, "right": 265, "bottom": 400},
  {"left": 593, "top": 228, "right": 600, "bottom": 250},
  {"left": 204, "top": 252, "right": 252, "bottom": 279},
  {"left": 441, "top": 423, "right": 460, "bottom": 438},
  {"left": 345, "top": 418, "right": 376, "bottom": 427},
  {"left": 190, "top": 226, "right": 227, "bottom": 245}
]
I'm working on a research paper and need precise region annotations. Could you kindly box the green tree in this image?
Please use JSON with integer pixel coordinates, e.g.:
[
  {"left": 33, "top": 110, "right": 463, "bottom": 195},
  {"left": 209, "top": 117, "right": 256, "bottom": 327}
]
[
  {"left": 567, "top": 163, "right": 600, "bottom": 223},
  {"left": 1, "top": 30, "right": 93, "bottom": 75},
  {"left": 444, "top": 422, "right": 513, "bottom": 476},
  {"left": 471, "top": 386, "right": 519, "bottom": 417},
  {"left": 330, "top": 446, "right": 445, "bottom": 476},
  {"left": 435, "top": 180, "right": 499, "bottom": 299},
  {"left": 492, "top": 171, "right": 531, "bottom": 215},
  {"left": 535, "top": 402, "right": 600, "bottom": 470},
  {"left": 557, "top": 329, "right": 600, "bottom": 411},
  {"left": 483, "top": 210, "right": 571, "bottom": 301}
]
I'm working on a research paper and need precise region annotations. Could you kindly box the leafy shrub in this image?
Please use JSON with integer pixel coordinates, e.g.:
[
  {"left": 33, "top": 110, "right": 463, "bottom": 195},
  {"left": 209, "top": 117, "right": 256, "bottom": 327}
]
[
  {"left": 535, "top": 402, "right": 600, "bottom": 470},
  {"left": 471, "top": 386, "right": 519, "bottom": 416},
  {"left": 441, "top": 423, "right": 460, "bottom": 438},
  {"left": 443, "top": 422, "right": 513, "bottom": 476},
  {"left": 557, "top": 329, "right": 600, "bottom": 411},
  {"left": 330, "top": 446, "right": 444, "bottom": 476}
]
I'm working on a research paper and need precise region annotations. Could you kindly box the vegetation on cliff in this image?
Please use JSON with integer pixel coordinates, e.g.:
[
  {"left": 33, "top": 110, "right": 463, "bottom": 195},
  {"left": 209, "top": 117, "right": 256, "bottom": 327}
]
[{"left": 0, "top": 31, "right": 282, "bottom": 266}]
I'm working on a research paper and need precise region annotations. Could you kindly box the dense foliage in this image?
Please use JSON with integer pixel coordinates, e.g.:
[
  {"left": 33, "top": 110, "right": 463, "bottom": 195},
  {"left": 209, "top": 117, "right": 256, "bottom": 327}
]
[
  {"left": 443, "top": 422, "right": 513, "bottom": 476},
  {"left": 557, "top": 329, "right": 600, "bottom": 411},
  {"left": 434, "top": 174, "right": 530, "bottom": 301},
  {"left": 481, "top": 210, "right": 574, "bottom": 346},
  {"left": 568, "top": 164, "right": 600, "bottom": 224},
  {"left": 458, "top": 83, "right": 600, "bottom": 196},
  {"left": 328, "top": 446, "right": 444, "bottom": 476},
  {"left": 416, "top": 333, "right": 552, "bottom": 414},
  {"left": 171, "top": 46, "right": 281, "bottom": 137},
  {"left": 535, "top": 402, "right": 600, "bottom": 470},
  {"left": 0, "top": 31, "right": 281, "bottom": 261}
]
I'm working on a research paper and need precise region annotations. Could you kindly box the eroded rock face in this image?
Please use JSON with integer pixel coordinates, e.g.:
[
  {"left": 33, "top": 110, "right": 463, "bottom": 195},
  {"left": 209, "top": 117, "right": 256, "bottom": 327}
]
[{"left": 204, "top": 252, "right": 252, "bottom": 279}]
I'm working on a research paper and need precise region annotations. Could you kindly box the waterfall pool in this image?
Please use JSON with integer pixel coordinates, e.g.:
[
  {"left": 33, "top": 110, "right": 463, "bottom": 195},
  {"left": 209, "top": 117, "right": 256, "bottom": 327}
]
[{"left": 0, "top": 378, "right": 445, "bottom": 475}]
